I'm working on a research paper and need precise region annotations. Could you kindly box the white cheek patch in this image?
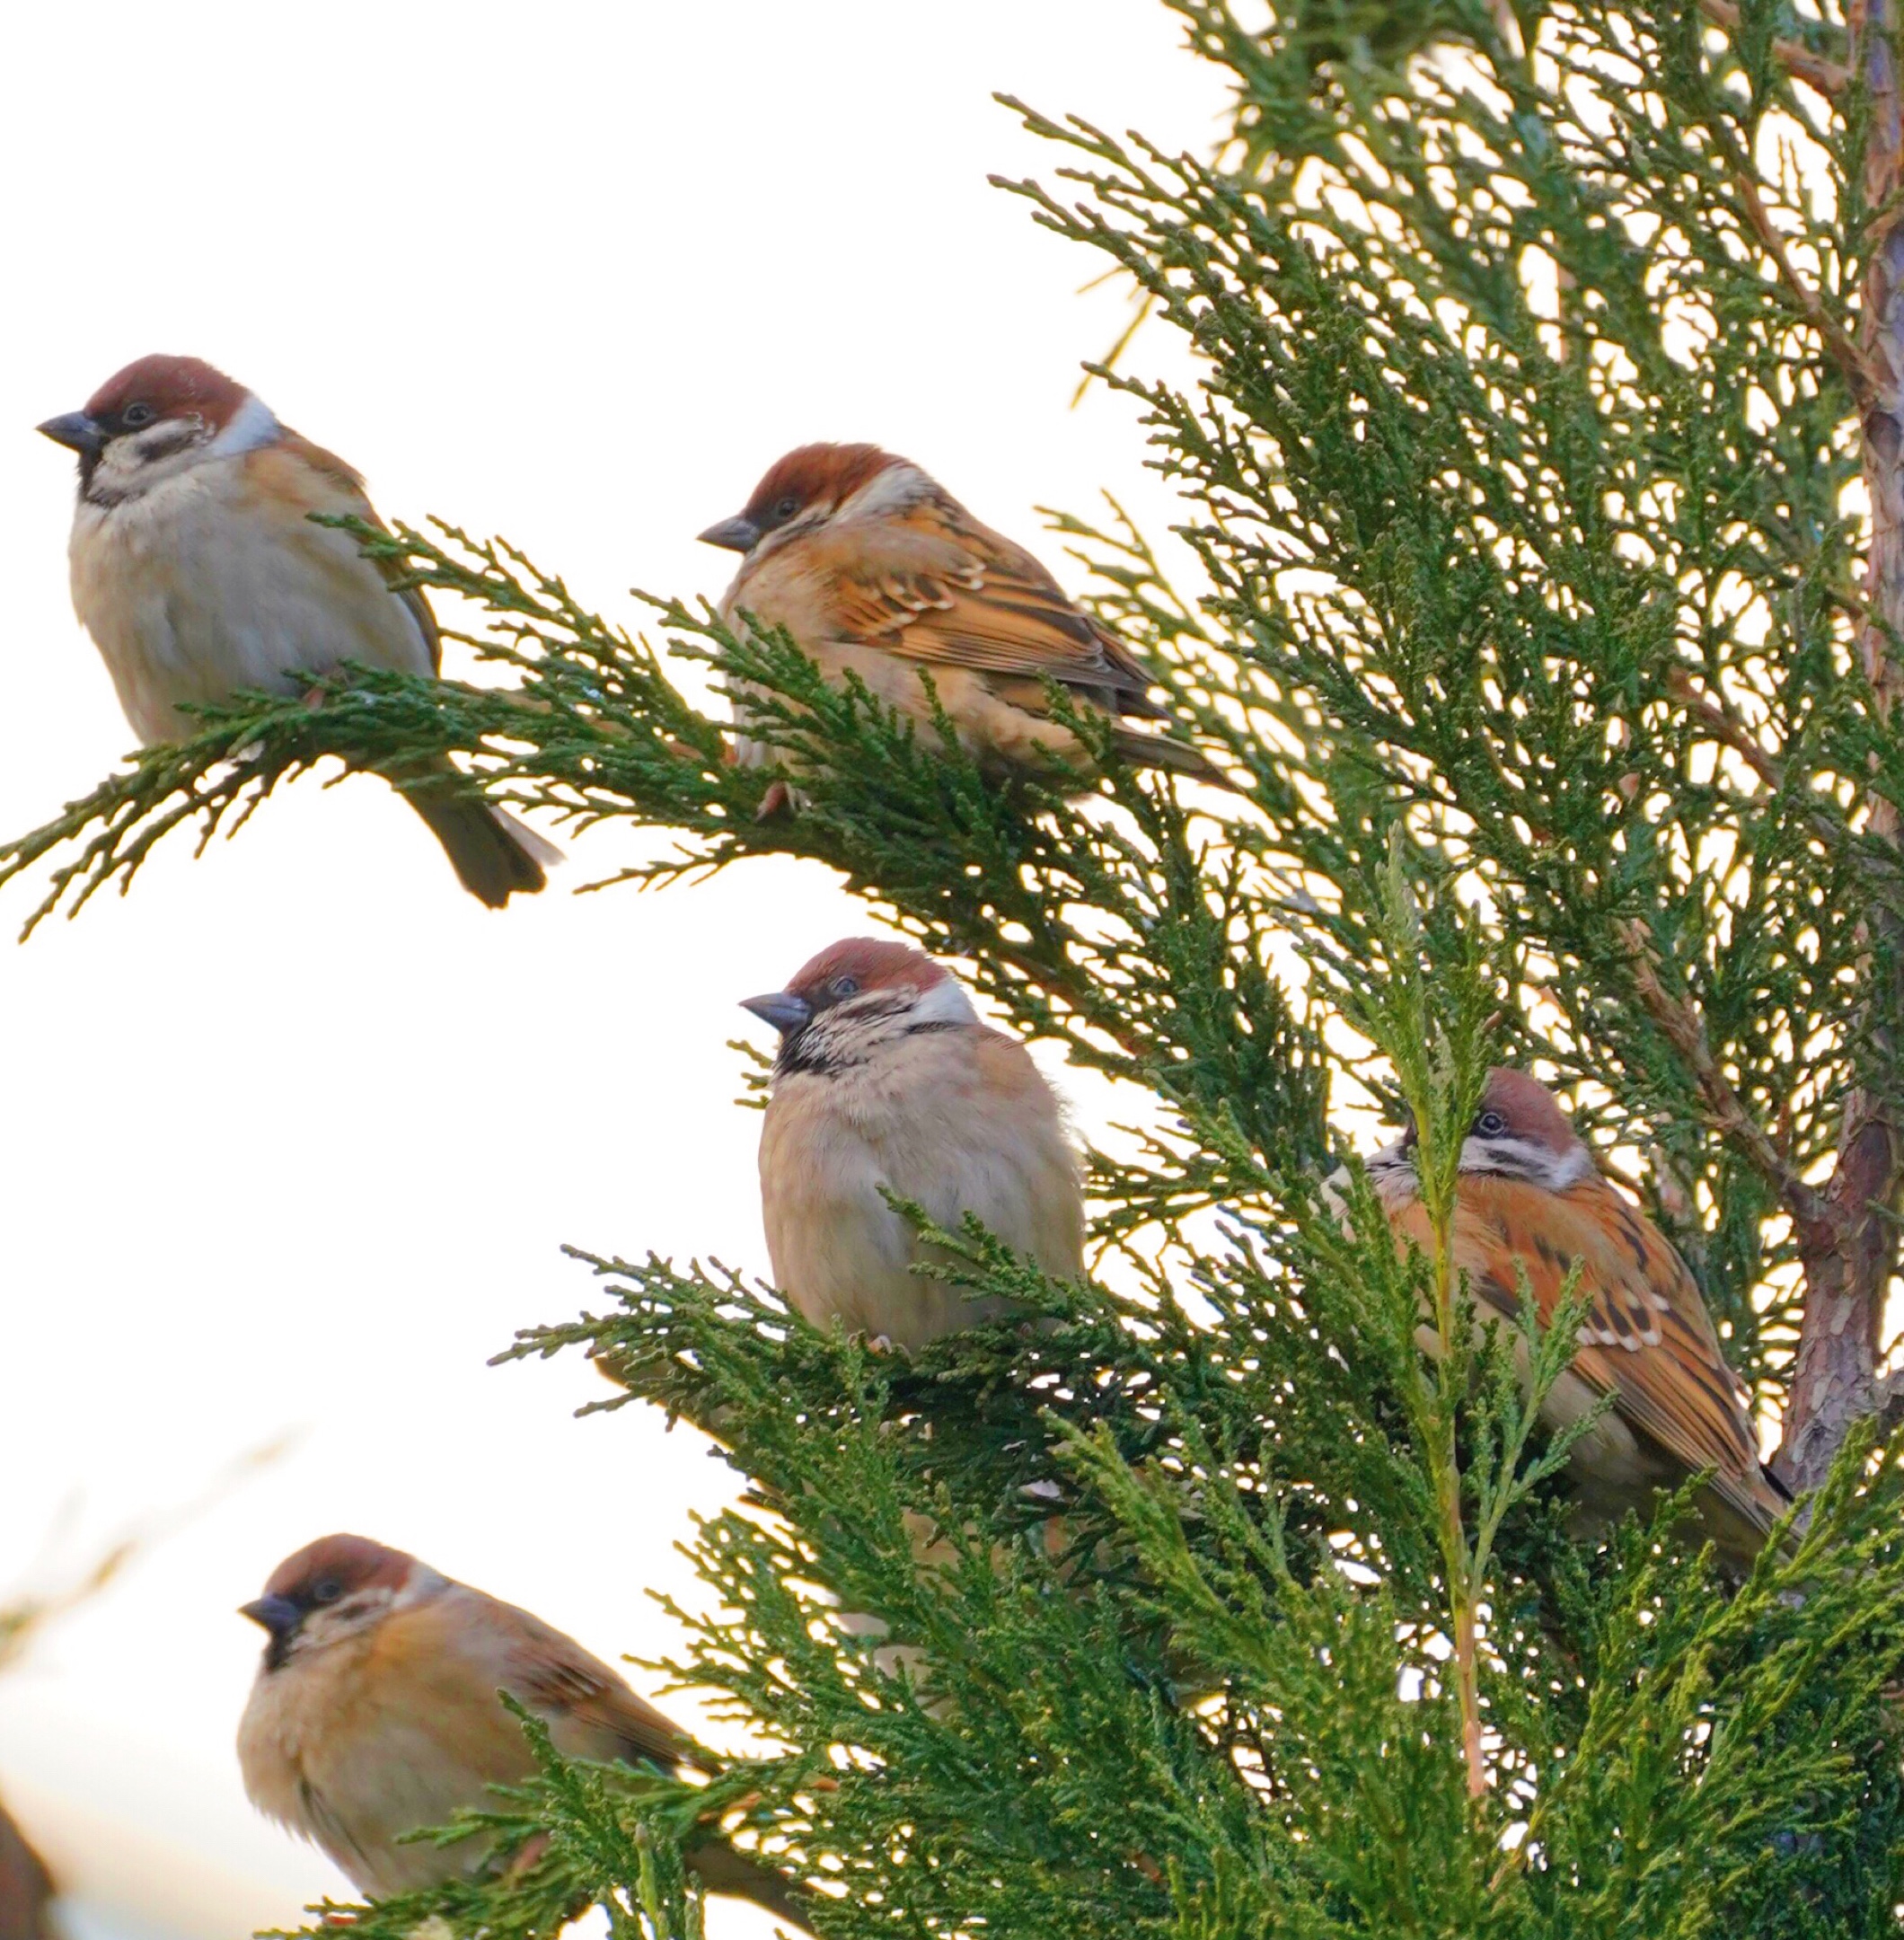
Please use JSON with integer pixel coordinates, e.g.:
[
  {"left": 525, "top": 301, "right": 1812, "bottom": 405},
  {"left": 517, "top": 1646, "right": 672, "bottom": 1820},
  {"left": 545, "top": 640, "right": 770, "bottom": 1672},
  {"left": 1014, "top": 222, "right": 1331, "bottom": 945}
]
[
  {"left": 912, "top": 975, "right": 978, "bottom": 1027},
  {"left": 1550, "top": 1143, "right": 1596, "bottom": 1189},
  {"left": 92, "top": 425, "right": 206, "bottom": 496},
  {"left": 1459, "top": 1132, "right": 1583, "bottom": 1189},
  {"left": 88, "top": 442, "right": 149, "bottom": 496},
  {"left": 389, "top": 1565, "right": 448, "bottom": 1612},
  {"left": 842, "top": 462, "right": 932, "bottom": 520},
  {"left": 207, "top": 393, "right": 281, "bottom": 457},
  {"left": 86, "top": 398, "right": 279, "bottom": 504}
]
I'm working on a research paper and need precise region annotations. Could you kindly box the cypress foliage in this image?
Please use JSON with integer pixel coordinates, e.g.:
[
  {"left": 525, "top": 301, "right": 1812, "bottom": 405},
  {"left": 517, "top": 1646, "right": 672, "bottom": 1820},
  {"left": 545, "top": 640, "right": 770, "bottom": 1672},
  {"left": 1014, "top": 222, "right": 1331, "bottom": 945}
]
[{"left": 10, "top": 4, "right": 1904, "bottom": 1935}]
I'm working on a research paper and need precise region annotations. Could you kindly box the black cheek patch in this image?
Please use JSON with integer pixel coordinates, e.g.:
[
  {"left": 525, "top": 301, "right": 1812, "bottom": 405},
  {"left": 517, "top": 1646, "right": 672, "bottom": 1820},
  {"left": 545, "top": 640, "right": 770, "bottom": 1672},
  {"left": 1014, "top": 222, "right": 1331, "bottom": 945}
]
[
  {"left": 775, "top": 1029, "right": 832, "bottom": 1078},
  {"left": 133, "top": 422, "right": 203, "bottom": 461}
]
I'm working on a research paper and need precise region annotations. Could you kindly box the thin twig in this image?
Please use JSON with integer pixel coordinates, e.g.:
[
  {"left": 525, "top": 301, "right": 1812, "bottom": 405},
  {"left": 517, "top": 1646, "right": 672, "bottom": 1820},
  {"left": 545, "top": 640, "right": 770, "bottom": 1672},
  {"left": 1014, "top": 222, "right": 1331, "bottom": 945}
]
[
  {"left": 1616, "top": 915, "right": 1836, "bottom": 1236},
  {"left": 1698, "top": 0, "right": 1853, "bottom": 97},
  {"left": 1723, "top": 153, "right": 1873, "bottom": 410},
  {"left": 1663, "top": 667, "right": 1785, "bottom": 790}
]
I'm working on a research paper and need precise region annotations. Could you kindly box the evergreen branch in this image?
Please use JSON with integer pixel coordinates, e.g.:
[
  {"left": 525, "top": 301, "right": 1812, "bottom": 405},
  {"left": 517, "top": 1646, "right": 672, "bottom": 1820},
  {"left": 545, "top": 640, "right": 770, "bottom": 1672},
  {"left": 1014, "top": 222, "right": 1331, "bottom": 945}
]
[
  {"left": 22, "top": 8, "right": 1904, "bottom": 1928},
  {"left": 1615, "top": 913, "right": 1834, "bottom": 1233},
  {"left": 1697, "top": 0, "right": 1852, "bottom": 101},
  {"left": 1662, "top": 666, "right": 1786, "bottom": 793},
  {"left": 1779, "top": 0, "right": 1904, "bottom": 1490},
  {"left": 1340, "top": 871, "right": 1498, "bottom": 1799},
  {"left": 1719, "top": 136, "right": 1872, "bottom": 408}
]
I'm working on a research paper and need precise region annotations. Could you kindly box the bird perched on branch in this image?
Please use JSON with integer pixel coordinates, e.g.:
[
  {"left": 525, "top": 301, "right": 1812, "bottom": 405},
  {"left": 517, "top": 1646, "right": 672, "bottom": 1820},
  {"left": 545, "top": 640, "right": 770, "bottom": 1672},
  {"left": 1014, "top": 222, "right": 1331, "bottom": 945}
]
[
  {"left": 1365, "top": 1066, "right": 1790, "bottom": 1569},
  {"left": 236, "top": 1534, "right": 806, "bottom": 1920},
  {"left": 699, "top": 443, "right": 1212, "bottom": 790},
  {"left": 744, "top": 937, "right": 1084, "bottom": 1351},
  {"left": 37, "top": 355, "right": 556, "bottom": 906}
]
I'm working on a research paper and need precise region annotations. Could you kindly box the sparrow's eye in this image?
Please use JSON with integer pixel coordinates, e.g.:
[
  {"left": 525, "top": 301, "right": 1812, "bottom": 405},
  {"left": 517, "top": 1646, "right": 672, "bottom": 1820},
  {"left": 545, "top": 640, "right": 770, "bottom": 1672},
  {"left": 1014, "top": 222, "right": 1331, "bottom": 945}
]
[
  {"left": 309, "top": 1578, "right": 343, "bottom": 1605},
  {"left": 1474, "top": 1110, "right": 1507, "bottom": 1138},
  {"left": 830, "top": 974, "right": 860, "bottom": 999},
  {"left": 773, "top": 494, "right": 799, "bottom": 521},
  {"left": 121, "top": 402, "right": 154, "bottom": 428}
]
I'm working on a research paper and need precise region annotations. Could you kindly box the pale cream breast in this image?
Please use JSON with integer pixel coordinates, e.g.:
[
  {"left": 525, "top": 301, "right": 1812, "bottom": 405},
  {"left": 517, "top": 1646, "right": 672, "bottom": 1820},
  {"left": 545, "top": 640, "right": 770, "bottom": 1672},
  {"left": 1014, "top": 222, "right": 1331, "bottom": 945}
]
[
  {"left": 761, "top": 1024, "right": 1082, "bottom": 1351},
  {"left": 237, "top": 1592, "right": 541, "bottom": 1896},
  {"left": 67, "top": 451, "right": 433, "bottom": 746},
  {"left": 237, "top": 1620, "right": 389, "bottom": 1873}
]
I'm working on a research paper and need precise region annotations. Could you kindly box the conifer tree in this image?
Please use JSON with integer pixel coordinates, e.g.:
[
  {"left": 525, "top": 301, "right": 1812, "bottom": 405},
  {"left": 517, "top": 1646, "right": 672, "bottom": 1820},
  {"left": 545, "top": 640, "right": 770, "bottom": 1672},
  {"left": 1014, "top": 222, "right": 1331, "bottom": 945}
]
[{"left": 11, "top": 4, "right": 1904, "bottom": 1935}]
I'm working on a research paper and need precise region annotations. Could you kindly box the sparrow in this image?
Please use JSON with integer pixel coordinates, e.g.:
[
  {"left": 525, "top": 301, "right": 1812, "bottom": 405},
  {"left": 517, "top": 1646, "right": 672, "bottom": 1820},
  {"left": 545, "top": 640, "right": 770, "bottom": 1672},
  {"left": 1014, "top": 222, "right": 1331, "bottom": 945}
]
[
  {"left": 38, "top": 355, "right": 557, "bottom": 907},
  {"left": 235, "top": 1533, "right": 805, "bottom": 1920},
  {"left": 743, "top": 936, "right": 1084, "bottom": 1352},
  {"left": 1366, "top": 1066, "right": 1790, "bottom": 1568},
  {"left": 699, "top": 444, "right": 1210, "bottom": 787}
]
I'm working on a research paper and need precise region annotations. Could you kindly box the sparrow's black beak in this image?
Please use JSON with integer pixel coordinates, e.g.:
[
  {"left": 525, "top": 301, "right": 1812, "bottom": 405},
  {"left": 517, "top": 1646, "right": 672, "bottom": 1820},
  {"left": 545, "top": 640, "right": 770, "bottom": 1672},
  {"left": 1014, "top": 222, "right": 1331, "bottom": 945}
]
[
  {"left": 37, "top": 412, "right": 104, "bottom": 459},
  {"left": 741, "top": 991, "right": 813, "bottom": 1037},
  {"left": 240, "top": 1593, "right": 302, "bottom": 1637},
  {"left": 698, "top": 514, "right": 761, "bottom": 553}
]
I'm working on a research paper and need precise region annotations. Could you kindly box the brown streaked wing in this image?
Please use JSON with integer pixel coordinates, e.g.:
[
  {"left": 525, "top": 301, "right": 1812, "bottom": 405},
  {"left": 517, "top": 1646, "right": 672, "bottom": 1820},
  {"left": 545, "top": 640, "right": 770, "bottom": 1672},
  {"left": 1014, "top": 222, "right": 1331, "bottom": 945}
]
[
  {"left": 815, "top": 510, "right": 1162, "bottom": 713},
  {"left": 276, "top": 428, "right": 369, "bottom": 500},
  {"left": 271, "top": 428, "right": 443, "bottom": 675},
  {"left": 497, "top": 1602, "right": 693, "bottom": 1773},
  {"left": 1444, "top": 1175, "right": 1778, "bottom": 1530}
]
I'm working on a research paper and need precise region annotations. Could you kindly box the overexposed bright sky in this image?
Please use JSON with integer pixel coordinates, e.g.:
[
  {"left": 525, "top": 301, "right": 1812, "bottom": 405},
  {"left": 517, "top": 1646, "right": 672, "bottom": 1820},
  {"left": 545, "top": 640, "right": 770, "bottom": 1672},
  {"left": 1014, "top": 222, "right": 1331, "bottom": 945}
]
[{"left": 0, "top": 6, "right": 1230, "bottom": 1935}]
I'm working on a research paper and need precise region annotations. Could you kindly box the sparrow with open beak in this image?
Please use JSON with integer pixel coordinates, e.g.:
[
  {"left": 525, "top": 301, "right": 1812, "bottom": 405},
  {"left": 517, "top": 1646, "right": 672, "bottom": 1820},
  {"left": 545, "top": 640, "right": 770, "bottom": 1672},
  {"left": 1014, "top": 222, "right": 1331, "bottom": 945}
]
[
  {"left": 700, "top": 444, "right": 1210, "bottom": 787},
  {"left": 1367, "top": 1067, "right": 1789, "bottom": 1568},
  {"left": 236, "top": 1534, "right": 805, "bottom": 1919},
  {"left": 39, "top": 355, "right": 557, "bottom": 906},
  {"left": 744, "top": 938, "right": 1084, "bottom": 1351}
]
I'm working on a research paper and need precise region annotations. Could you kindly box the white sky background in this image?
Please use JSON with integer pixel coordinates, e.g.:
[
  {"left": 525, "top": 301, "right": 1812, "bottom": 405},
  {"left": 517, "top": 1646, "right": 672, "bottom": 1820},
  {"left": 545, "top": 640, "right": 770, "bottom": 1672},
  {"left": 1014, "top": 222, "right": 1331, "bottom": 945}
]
[{"left": 0, "top": 4, "right": 1232, "bottom": 1935}]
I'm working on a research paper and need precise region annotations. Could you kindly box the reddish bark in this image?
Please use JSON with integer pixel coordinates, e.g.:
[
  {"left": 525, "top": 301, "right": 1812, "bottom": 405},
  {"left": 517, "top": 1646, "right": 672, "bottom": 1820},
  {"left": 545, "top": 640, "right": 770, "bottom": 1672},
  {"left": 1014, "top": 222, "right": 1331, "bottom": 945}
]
[{"left": 1776, "top": 1, "right": 1904, "bottom": 1493}]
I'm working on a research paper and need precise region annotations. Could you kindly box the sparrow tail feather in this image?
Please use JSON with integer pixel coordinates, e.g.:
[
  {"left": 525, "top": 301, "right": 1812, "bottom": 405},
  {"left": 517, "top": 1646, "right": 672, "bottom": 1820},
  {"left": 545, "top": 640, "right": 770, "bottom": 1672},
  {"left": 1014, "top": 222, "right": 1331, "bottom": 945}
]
[
  {"left": 686, "top": 1839, "right": 813, "bottom": 1931},
  {"left": 392, "top": 758, "right": 560, "bottom": 907},
  {"left": 1113, "top": 724, "right": 1227, "bottom": 783}
]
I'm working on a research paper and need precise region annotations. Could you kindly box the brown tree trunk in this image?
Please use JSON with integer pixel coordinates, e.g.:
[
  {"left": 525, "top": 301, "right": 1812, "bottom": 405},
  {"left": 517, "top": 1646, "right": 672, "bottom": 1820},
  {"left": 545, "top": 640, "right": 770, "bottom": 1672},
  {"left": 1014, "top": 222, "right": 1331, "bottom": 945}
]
[{"left": 1777, "top": 1, "right": 1904, "bottom": 1494}]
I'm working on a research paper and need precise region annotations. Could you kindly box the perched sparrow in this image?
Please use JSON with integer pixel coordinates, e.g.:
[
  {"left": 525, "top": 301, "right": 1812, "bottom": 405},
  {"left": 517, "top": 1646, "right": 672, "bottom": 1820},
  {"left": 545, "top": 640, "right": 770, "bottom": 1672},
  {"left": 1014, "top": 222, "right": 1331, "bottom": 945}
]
[
  {"left": 236, "top": 1533, "right": 804, "bottom": 1920},
  {"left": 744, "top": 937, "right": 1084, "bottom": 1351},
  {"left": 1367, "top": 1067, "right": 1789, "bottom": 1568},
  {"left": 699, "top": 444, "right": 1209, "bottom": 786},
  {"left": 38, "top": 355, "right": 556, "bottom": 906}
]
